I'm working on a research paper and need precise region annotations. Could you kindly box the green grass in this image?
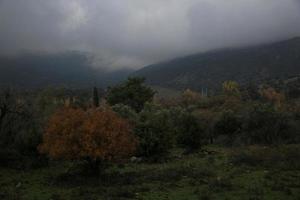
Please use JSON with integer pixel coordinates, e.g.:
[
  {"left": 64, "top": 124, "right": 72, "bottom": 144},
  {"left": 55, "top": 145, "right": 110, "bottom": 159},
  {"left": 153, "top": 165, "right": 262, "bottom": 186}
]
[{"left": 1, "top": 146, "right": 300, "bottom": 200}]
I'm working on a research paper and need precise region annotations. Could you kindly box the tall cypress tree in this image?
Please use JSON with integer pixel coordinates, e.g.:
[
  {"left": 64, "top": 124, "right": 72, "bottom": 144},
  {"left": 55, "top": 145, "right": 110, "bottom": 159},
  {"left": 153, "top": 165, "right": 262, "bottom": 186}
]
[{"left": 93, "top": 87, "right": 99, "bottom": 107}]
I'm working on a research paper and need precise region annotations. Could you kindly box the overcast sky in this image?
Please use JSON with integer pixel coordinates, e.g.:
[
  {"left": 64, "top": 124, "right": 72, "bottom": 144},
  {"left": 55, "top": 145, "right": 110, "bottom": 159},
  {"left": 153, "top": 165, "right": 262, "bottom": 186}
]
[{"left": 1, "top": 0, "right": 300, "bottom": 70}]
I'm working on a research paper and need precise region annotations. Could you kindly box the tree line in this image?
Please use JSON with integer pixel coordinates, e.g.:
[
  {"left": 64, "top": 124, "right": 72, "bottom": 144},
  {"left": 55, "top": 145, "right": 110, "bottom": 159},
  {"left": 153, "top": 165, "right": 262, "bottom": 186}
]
[{"left": 1, "top": 77, "right": 300, "bottom": 173}]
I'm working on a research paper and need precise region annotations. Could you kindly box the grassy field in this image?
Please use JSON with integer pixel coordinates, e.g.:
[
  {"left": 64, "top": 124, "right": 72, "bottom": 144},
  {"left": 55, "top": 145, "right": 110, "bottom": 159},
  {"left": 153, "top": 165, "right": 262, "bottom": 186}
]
[{"left": 1, "top": 146, "right": 300, "bottom": 200}]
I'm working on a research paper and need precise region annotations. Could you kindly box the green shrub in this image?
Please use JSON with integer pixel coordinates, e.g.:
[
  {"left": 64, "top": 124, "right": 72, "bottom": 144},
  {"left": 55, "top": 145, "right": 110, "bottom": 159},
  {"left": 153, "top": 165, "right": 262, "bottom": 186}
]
[
  {"left": 0, "top": 148, "right": 21, "bottom": 168},
  {"left": 243, "top": 103, "right": 296, "bottom": 145},
  {"left": 0, "top": 89, "right": 43, "bottom": 167},
  {"left": 213, "top": 110, "right": 242, "bottom": 146},
  {"left": 135, "top": 103, "right": 175, "bottom": 158},
  {"left": 176, "top": 112, "right": 205, "bottom": 151},
  {"left": 193, "top": 110, "right": 218, "bottom": 144},
  {"left": 112, "top": 103, "right": 138, "bottom": 123}
]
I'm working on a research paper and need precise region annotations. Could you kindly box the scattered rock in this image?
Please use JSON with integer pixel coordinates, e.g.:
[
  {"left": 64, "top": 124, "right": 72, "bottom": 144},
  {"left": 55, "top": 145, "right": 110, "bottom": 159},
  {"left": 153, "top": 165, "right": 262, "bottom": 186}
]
[
  {"left": 130, "top": 156, "right": 137, "bottom": 162},
  {"left": 16, "top": 182, "right": 22, "bottom": 188},
  {"left": 130, "top": 156, "right": 142, "bottom": 163},
  {"left": 174, "top": 155, "right": 182, "bottom": 159}
]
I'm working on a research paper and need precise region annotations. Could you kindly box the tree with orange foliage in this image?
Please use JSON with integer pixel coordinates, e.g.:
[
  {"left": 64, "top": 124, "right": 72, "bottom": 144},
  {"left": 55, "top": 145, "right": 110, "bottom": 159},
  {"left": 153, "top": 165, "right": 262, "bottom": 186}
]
[
  {"left": 39, "top": 107, "right": 137, "bottom": 173},
  {"left": 259, "top": 86, "right": 285, "bottom": 108},
  {"left": 181, "top": 89, "right": 202, "bottom": 106}
]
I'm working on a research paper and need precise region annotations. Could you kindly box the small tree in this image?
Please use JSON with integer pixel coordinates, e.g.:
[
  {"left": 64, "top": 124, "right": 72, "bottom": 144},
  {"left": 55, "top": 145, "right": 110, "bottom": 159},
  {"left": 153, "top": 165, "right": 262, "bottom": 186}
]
[
  {"left": 0, "top": 89, "right": 41, "bottom": 166},
  {"left": 0, "top": 90, "right": 39, "bottom": 150},
  {"left": 243, "top": 103, "right": 294, "bottom": 145},
  {"left": 39, "top": 107, "right": 137, "bottom": 173},
  {"left": 106, "top": 77, "right": 155, "bottom": 112},
  {"left": 242, "top": 83, "right": 260, "bottom": 101},
  {"left": 259, "top": 86, "right": 285, "bottom": 108},
  {"left": 214, "top": 110, "right": 242, "bottom": 146},
  {"left": 181, "top": 89, "right": 202, "bottom": 106},
  {"left": 135, "top": 103, "right": 175, "bottom": 158},
  {"left": 193, "top": 109, "right": 217, "bottom": 144},
  {"left": 112, "top": 104, "right": 138, "bottom": 123},
  {"left": 222, "top": 81, "right": 240, "bottom": 96},
  {"left": 176, "top": 112, "right": 204, "bottom": 152},
  {"left": 92, "top": 87, "right": 100, "bottom": 107}
]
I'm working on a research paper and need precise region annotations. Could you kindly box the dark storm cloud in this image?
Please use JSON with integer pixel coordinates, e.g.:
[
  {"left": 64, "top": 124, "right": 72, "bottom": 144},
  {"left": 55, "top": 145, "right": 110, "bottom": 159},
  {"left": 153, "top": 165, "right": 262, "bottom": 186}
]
[{"left": 0, "top": 0, "right": 300, "bottom": 69}]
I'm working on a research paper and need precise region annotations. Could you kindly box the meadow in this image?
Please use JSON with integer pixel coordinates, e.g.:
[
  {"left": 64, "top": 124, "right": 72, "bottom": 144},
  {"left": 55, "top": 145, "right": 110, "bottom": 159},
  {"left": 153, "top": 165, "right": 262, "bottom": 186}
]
[{"left": 1, "top": 145, "right": 300, "bottom": 200}]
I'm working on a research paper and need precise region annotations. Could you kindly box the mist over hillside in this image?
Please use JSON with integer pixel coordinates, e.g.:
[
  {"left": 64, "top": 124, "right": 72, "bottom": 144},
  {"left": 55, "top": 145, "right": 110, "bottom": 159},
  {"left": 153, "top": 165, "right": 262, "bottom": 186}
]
[
  {"left": 0, "top": 52, "right": 133, "bottom": 89},
  {"left": 135, "top": 37, "right": 300, "bottom": 91},
  {"left": 1, "top": 38, "right": 300, "bottom": 91}
]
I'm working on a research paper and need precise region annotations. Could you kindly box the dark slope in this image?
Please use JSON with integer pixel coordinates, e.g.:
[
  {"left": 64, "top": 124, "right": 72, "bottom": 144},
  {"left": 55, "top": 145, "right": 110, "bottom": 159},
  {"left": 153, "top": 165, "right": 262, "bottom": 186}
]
[
  {"left": 0, "top": 52, "right": 133, "bottom": 88},
  {"left": 135, "top": 37, "right": 300, "bottom": 91}
]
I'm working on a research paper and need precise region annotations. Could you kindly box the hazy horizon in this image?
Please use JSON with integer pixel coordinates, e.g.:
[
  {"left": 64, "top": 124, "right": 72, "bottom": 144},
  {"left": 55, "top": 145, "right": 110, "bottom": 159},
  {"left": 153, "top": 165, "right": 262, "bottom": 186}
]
[{"left": 1, "top": 0, "right": 300, "bottom": 70}]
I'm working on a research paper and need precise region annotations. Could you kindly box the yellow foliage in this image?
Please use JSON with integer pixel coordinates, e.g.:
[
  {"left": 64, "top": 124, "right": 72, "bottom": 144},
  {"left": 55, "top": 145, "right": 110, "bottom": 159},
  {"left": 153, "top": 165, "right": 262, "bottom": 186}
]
[{"left": 222, "top": 81, "right": 240, "bottom": 95}]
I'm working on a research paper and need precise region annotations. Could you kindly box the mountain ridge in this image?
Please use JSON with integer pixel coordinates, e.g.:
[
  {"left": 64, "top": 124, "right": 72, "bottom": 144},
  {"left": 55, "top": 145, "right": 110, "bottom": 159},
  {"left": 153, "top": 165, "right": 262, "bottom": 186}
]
[{"left": 134, "top": 37, "right": 300, "bottom": 91}]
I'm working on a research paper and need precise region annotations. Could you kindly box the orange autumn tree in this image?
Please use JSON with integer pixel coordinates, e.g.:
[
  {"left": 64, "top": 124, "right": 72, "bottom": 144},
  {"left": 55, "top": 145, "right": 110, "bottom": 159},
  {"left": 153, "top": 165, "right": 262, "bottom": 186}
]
[
  {"left": 39, "top": 106, "right": 137, "bottom": 169},
  {"left": 259, "top": 86, "right": 285, "bottom": 108},
  {"left": 181, "top": 89, "right": 202, "bottom": 106}
]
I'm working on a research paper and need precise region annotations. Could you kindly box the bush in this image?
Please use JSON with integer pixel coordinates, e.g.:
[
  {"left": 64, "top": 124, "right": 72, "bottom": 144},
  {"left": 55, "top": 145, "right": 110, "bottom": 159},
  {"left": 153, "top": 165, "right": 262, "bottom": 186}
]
[
  {"left": 193, "top": 109, "right": 218, "bottom": 144},
  {"left": 39, "top": 106, "right": 138, "bottom": 173},
  {"left": 175, "top": 111, "right": 205, "bottom": 151},
  {"left": 213, "top": 110, "right": 242, "bottom": 146},
  {"left": 0, "top": 89, "right": 42, "bottom": 166},
  {"left": 0, "top": 148, "right": 21, "bottom": 168},
  {"left": 222, "top": 80, "right": 240, "bottom": 96},
  {"left": 181, "top": 89, "right": 202, "bottom": 107},
  {"left": 14, "top": 127, "right": 42, "bottom": 155},
  {"left": 0, "top": 147, "right": 47, "bottom": 169},
  {"left": 134, "top": 103, "right": 175, "bottom": 158},
  {"left": 243, "top": 104, "right": 296, "bottom": 145},
  {"left": 112, "top": 104, "right": 138, "bottom": 123}
]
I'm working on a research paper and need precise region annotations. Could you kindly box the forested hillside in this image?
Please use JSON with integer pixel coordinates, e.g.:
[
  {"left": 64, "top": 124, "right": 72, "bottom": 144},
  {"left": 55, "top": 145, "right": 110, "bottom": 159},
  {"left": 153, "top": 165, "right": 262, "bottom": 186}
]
[{"left": 135, "top": 37, "right": 300, "bottom": 91}]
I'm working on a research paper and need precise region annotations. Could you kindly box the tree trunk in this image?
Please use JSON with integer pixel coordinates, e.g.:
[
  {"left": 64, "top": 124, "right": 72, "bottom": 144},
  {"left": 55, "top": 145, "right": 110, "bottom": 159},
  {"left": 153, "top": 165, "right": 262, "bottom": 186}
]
[{"left": 86, "top": 158, "right": 101, "bottom": 176}]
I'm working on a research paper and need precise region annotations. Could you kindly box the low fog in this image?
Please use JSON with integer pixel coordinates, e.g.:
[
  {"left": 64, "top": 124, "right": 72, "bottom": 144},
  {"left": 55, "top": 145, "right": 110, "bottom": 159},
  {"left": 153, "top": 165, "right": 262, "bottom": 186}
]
[{"left": 1, "top": 0, "right": 300, "bottom": 69}]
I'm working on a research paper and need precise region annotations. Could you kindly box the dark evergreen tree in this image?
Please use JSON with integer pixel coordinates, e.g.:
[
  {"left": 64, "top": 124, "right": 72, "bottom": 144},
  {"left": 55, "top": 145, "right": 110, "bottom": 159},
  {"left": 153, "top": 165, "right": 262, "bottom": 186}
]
[
  {"left": 106, "top": 77, "right": 155, "bottom": 112},
  {"left": 93, "top": 87, "right": 99, "bottom": 107}
]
